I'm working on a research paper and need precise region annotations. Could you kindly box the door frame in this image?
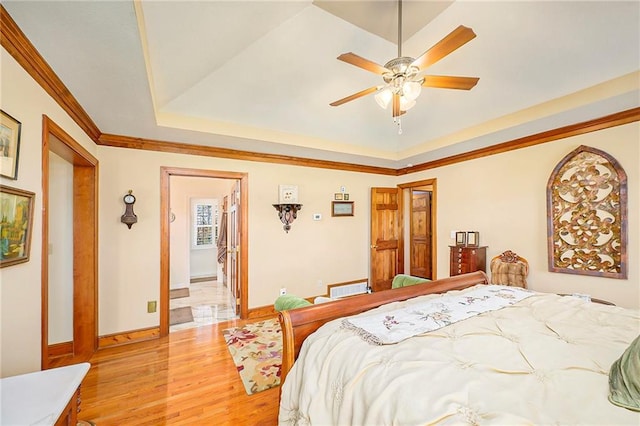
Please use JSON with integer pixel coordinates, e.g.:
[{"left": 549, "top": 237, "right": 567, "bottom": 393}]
[
  {"left": 41, "top": 115, "right": 98, "bottom": 369},
  {"left": 399, "top": 178, "right": 438, "bottom": 279},
  {"left": 159, "top": 167, "right": 248, "bottom": 336}
]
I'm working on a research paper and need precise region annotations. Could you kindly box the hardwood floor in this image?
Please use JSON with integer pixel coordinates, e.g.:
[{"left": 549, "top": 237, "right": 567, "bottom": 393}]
[{"left": 80, "top": 317, "right": 279, "bottom": 425}]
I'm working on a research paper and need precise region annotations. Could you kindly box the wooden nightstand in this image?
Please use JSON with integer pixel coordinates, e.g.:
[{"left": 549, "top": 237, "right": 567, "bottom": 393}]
[{"left": 450, "top": 245, "right": 487, "bottom": 276}]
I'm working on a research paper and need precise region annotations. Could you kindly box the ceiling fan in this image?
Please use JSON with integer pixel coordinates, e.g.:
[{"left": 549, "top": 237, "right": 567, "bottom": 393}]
[{"left": 330, "top": 0, "right": 479, "bottom": 125}]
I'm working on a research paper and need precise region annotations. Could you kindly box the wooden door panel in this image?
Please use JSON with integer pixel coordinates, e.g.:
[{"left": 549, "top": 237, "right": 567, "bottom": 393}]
[
  {"left": 230, "top": 181, "right": 241, "bottom": 315},
  {"left": 370, "top": 187, "right": 402, "bottom": 293},
  {"left": 410, "top": 190, "right": 432, "bottom": 279}
]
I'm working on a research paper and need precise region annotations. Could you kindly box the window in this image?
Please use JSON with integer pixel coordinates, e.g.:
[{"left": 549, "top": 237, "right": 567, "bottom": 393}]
[{"left": 192, "top": 199, "right": 218, "bottom": 249}]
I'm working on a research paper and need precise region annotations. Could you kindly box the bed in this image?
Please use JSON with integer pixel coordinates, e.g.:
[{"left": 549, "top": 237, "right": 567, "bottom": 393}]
[{"left": 278, "top": 271, "right": 640, "bottom": 425}]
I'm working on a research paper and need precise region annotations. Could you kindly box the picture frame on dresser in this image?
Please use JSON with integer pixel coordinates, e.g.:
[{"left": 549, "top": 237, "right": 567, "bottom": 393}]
[
  {"left": 455, "top": 231, "right": 467, "bottom": 246},
  {"left": 467, "top": 231, "right": 479, "bottom": 246}
]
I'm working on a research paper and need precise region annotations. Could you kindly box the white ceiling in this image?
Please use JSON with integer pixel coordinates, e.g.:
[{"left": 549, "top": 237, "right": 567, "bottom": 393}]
[{"left": 3, "top": 1, "right": 639, "bottom": 169}]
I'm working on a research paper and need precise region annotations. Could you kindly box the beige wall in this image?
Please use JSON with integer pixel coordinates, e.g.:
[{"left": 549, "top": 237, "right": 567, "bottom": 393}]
[
  {"left": 401, "top": 123, "right": 639, "bottom": 307},
  {"left": 97, "top": 145, "right": 396, "bottom": 335},
  {"left": 0, "top": 49, "right": 97, "bottom": 376},
  {"left": 1, "top": 43, "right": 637, "bottom": 378}
]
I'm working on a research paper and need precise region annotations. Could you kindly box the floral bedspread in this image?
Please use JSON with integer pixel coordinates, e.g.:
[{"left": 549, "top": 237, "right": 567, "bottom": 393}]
[{"left": 342, "top": 285, "right": 533, "bottom": 345}]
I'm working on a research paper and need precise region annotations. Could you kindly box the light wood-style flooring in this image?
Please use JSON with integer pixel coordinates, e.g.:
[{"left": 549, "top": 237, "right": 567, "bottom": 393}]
[{"left": 80, "top": 317, "right": 279, "bottom": 425}]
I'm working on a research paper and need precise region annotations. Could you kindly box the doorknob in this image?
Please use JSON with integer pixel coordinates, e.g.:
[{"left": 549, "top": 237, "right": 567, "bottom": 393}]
[{"left": 370, "top": 245, "right": 377, "bottom": 249}]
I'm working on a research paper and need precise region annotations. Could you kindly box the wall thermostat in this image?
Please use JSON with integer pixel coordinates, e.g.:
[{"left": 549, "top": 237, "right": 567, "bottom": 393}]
[{"left": 313, "top": 213, "right": 322, "bottom": 221}]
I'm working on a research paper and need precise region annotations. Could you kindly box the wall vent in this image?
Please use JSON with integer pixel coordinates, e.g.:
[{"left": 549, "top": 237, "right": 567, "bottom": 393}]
[{"left": 328, "top": 280, "right": 369, "bottom": 298}]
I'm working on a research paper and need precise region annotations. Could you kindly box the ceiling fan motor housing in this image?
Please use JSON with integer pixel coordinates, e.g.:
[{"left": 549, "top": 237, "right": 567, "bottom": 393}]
[{"left": 382, "top": 56, "right": 421, "bottom": 84}]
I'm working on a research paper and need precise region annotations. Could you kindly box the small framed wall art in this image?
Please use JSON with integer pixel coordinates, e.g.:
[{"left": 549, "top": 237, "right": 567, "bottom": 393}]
[
  {"left": 0, "top": 110, "right": 22, "bottom": 180},
  {"left": 332, "top": 201, "right": 354, "bottom": 217},
  {"left": 0, "top": 185, "right": 35, "bottom": 267},
  {"left": 467, "top": 231, "right": 480, "bottom": 246},
  {"left": 334, "top": 193, "right": 343, "bottom": 200},
  {"left": 278, "top": 185, "right": 298, "bottom": 203}
]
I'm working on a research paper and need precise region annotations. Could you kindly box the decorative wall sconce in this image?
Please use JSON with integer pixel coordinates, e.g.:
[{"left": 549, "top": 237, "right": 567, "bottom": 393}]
[
  {"left": 120, "top": 190, "right": 137, "bottom": 229},
  {"left": 273, "top": 203, "right": 302, "bottom": 233}
]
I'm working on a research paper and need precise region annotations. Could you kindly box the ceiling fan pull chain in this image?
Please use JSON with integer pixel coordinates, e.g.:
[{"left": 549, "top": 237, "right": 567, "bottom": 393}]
[{"left": 394, "top": 117, "right": 403, "bottom": 135}]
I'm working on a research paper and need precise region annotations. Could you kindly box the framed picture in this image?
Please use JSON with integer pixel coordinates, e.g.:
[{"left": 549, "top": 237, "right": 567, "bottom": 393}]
[
  {"left": 455, "top": 231, "right": 467, "bottom": 246},
  {"left": 0, "top": 110, "right": 22, "bottom": 180},
  {"left": 467, "top": 231, "right": 480, "bottom": 246},
  {"left": 343, "top": 193, "right": 350, "bottom": 201},
  {"left": 332, "top": 201, "right": 354, "bottom": 217},
  {"left": 334, "top": 193, "right": 343, "bottom": 200},
  {"left": 1, "top": 185, "right": 35, "bottom": 268},
  {"left": 278, "top": 184, "right": 298, "bottom": 203}
]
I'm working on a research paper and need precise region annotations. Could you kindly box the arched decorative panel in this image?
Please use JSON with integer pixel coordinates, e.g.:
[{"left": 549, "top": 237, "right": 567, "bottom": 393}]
[{"left": 546, "top": 145, "right": 627, "bottom": 279}]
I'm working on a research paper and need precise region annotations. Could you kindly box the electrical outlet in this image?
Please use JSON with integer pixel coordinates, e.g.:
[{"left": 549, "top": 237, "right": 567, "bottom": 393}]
[
  {"left": 450, "top": 230, "right": 456, "bottom": 239},
  {"left": 147, "top": 301, "right": 157, "bottom": 313},
  {"left": 280, "top": 288, "right": 287, "bottom": 296}
]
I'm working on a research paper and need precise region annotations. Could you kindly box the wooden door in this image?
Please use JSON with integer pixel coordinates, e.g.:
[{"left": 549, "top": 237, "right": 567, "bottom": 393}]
[
  {"left": 219, "top": 196, "right": 228, "bottom": 286},
  {"left": 410, "top": 190, "right": 432, "bottom": 279},
  {"left": 370, "top": 187, "right": 403, "bottom": 292},
  {"left": 229, "top": 181, "right": 240, "bottom": 315}
]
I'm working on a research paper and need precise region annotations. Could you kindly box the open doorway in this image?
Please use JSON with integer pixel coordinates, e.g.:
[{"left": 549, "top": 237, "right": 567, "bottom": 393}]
[
  {"left": 400, "top": 179, "right": 437, "bottom": 280},
  {"left": 160, "top": 167, "right": 248, "bottom": 336},
  {"left": 168, "top": 177, "right": 237, "bottom": 332},
  {"left": 41, "top": 116, "right": 98, "bottom": 369}
]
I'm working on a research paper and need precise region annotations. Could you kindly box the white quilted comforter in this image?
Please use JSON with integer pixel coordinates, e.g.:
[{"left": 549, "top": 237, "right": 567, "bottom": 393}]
[{"left": 278, "top": 285, "right": 640, "bottom": 425}]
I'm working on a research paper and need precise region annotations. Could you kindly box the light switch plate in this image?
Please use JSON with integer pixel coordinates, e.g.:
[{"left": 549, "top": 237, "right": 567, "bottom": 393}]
[{"left": 313, "top": 213, "right": 322, "bottom": 220}]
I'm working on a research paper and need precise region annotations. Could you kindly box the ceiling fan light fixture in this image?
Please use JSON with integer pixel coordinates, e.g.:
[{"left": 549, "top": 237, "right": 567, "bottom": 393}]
[
  {"left": 402, "top": 80, "right": 422, "bottom": 101},
  {"left": 375, "top": 87, "right": 393, "bottom": 109},
  {"left": 399, "top": 96, "right": 416, "bottom": 111}
]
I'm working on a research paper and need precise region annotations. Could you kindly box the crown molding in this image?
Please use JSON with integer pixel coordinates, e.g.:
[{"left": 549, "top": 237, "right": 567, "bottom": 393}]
[
  {"left": 97, "top": 133, "right": 398, "bottom": 176},
  {"left": 397, "top": 107, "right": 640, "bottom": 175}
]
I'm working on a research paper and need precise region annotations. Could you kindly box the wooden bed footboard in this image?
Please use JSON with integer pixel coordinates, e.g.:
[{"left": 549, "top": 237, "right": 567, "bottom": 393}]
[{"left": 278, "top": 271, "right": 489, "bottom": 385}]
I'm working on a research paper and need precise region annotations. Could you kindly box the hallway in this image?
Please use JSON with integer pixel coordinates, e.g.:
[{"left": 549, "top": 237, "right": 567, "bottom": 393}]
[{"left": 169, "top": 280, "right": 237, "bottom": 332}]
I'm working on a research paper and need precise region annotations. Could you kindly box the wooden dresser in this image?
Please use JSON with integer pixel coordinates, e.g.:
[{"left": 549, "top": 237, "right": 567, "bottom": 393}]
[
  {"left": 0, "top": 362, "right": 90, "bottom": 426},
  {"left": 449, "top": 245, "right": 487, "bottom": 276}
]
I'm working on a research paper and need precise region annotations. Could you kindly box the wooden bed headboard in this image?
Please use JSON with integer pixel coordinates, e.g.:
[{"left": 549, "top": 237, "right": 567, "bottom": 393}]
[{"left": 278, "top": 271, "right": 489, "bottom": 384}]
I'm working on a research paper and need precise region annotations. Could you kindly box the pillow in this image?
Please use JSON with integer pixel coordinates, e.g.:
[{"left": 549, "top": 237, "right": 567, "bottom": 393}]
[
  {"left": 608, "top": 334, "right": 640, "bottom": 412},
  {"left": 391, "top": 274, "right": 431, "bottom": 289},
  {"left": 274, "top": 294, "right": 312, "bottom": 312}
]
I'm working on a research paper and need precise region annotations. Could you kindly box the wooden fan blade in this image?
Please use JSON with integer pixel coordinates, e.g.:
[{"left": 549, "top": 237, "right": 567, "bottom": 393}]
[
  {"left": 337, "top": 52, "right": 390, "bottom": 75},
  {"left": 330, "top": 86, "right": 379, "bottom": 107},
  {"left": 392, "top": 93, "right": 400, "bottom": 117},
  {"left": 422, "top": 75, "right": 479, "bottom": 90},
  {"left": 411, "top": 25, "right": 476, "bottom": 70}
]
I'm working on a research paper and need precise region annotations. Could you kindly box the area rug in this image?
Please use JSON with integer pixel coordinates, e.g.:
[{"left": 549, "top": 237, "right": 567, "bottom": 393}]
[
  {"left": 169, "top": 306, "right": 194, "bottom": 325},
  {"left": 222, "top": 318, "right": 282, "bottom": 395},
  {"left": 170, "top": 287, "right": 190, "bottom": 299}
]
